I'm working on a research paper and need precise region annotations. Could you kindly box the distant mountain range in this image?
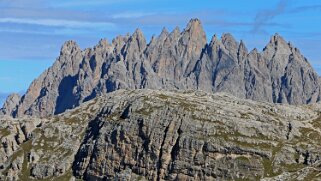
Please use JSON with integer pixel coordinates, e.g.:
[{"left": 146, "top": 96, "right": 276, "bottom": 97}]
[{"left": 1, "top": 18, "right": 320, "bottom": 117}]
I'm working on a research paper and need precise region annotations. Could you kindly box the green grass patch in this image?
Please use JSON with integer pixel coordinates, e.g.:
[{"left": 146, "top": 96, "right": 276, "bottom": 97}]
[
  {"left": 281, "top": 163, "right": 305, "bottom": 172},
  {"left": 157, "top": 94, "right": 170, "bottom": 100},
  {"left": 0, "top": 128, "right": 11, "bottom": 138},
  {"left": 235, "top": 156, "right": 250, "bottom": 163},
  {"left": 18, "top": 140, "right": 33, "bottom": 180}
]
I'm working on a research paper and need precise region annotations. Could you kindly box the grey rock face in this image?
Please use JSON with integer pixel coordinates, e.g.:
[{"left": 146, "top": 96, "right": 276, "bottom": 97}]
[
  {"left": 3, "top": 19, "right": 321, "bottom": 117},
  {"left": 0, "top": 93, "right": 20, "bottom": 116},
  {"left": 2, "top": 89, "right": 321, "bottom": 180},
  {"left": 72, "top": 90, "right": 321, "bottom": 180}
]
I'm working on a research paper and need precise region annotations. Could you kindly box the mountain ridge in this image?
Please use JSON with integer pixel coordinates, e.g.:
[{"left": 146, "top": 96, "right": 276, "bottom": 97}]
[{"left": 1, "top": 18, "right": 320, "bottom": 118}]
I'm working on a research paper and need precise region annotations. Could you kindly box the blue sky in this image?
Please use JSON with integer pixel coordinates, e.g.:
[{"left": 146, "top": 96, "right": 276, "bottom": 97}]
[{"left": 1, "top": 0, "right": 321, "bottom": 105}]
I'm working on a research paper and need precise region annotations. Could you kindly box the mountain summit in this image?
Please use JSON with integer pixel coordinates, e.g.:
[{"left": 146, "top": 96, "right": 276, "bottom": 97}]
[{"left": 1, "top": 19, "right": 321, "bottom": 117}]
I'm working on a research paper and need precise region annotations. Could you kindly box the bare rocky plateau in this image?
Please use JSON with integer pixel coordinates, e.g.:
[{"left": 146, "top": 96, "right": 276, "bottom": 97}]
[{"left": 2, "top": 89, "right": 321, "bottom": 180}]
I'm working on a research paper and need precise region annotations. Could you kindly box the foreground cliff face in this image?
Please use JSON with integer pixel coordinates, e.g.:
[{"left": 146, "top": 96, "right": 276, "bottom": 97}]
[
  {"left": 2, "top": 89, "right": 321, "bottom": 180},
  {"left": 1, "top": 18, "right": 320, "bottom": 118}
]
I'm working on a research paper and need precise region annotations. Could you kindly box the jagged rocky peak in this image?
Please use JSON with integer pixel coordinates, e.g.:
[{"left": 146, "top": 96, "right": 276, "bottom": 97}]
[
  {"left": 132, "top": 28, "right": 144, "bottom": 39},
  {"left": 265, "top": 33, "right": 291, "bottom": 51},
  {"left": 269, "top": 33, "right": 287, "bottom": 45},
  {"left": 95, "top": 38, "right": 109, "bottom": 49},
  {"left": 179, "top": 18, "right": 207, "bottom": 70},
  {"left": 56, "top": 40, "right": 83, "bottom": 75},
  {"left": 221, "top": 33, "right": 239, "bottom": 50},
  {"left": 60, "top": 40, "right": 81, "bottom": 56},
  {"left": 112, "top": 34, "right": 130, "bottom": 54},
  {"left": 270, "top": 34, "right": 310, "bottom": 64},
  {"left": 122, "top": 28, "right": 147, "bottom": 62},
  {"left": 0, "top": 93, "right": 20, "bottom": 115},
  {"left": 247, "top": 48, "right": 261, "bottom": 63},
  {"left": 210, "top": 34, "right": 219, "bottom": 44},
  {"left": 209, "top": 34, "right": 222, "bottom": 49},
  {"left": 148, "top": 35, "right": 156, "bottom": 46},
  {"left": 187, "top": 18, "right": 201, "bottom": 26},
  {"left": 238, "top": 40, "right": 247, "bottom": 52},
  {"left": 206, "top": 34, "right": 221, "bottom": 59},
  {"left": 185, "top": 18, "right": 204, "bottom": 33},
  {"left": 93, "top": 38, "right": 114, "bottom": 56},
  {"left": 251, "top": 47, "right": 259, "bottom": 54},
  {"left": 262, "top": 33, "right": 293, "bottom": 61},
  {"left": 160, "top": 27, "right": 169, "bottom": 36},
  {"left": 160, "top": 26, "right": 180, "bottom": 51},
  {"left": 248, "top": 48, "right": 260, "bottom": 58},
  {"left": 238, "top": 40, "right": 248, "bottom": 60},
  {"left": 147, "top": 28, "right": 168, "bottom": 48},
  {"left": 128, "top": 28, "right": 147, "bottom": 52},
  {"left": 169, "top": 26, "right": 181, "bottom": 40},
  {"left": 156, "top": 27, "right": 169, "bottom": 43},
  {"left": 181, "top": 18, "right": 206, "bottom": 44}
]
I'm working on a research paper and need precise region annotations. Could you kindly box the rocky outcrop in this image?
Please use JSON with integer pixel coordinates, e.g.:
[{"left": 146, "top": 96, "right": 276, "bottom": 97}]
[
  {"left": 0, "top": 116, "right": 45, "bottom": 180},
  {"left": 0, "top": 93, "right": 20, "bottom": 116},
  {"left": 2, "top": 89, "right": 321, "bottom": 180},
  {"left": 2, "top": 19, "right": 321, "bottom": 118},
  {"left": 0, "top": 104, "right": 94, "bottom": 180}
]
